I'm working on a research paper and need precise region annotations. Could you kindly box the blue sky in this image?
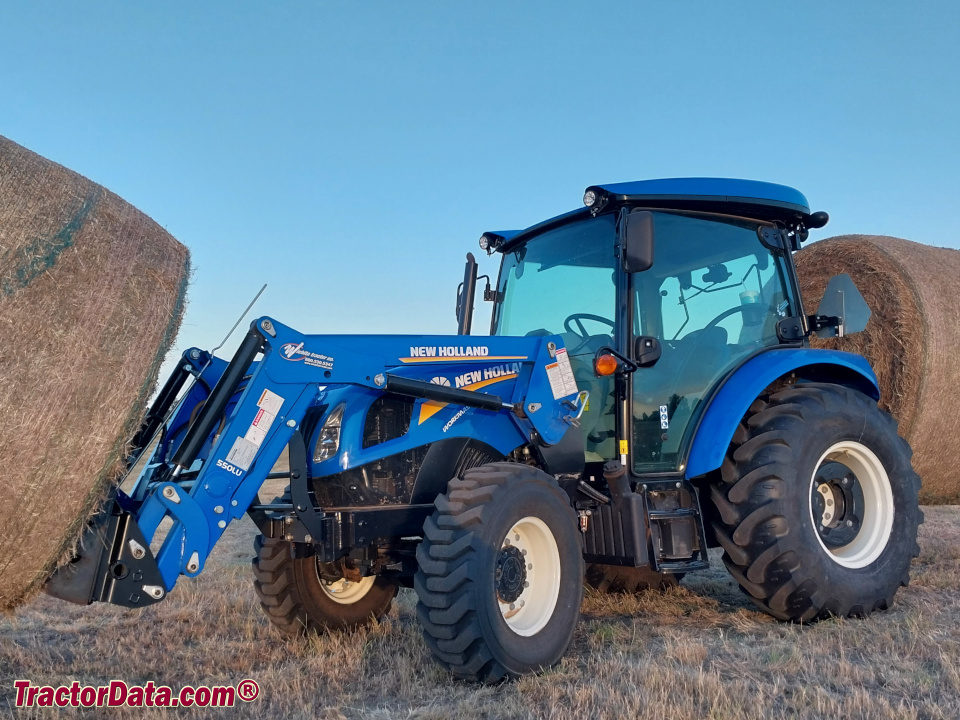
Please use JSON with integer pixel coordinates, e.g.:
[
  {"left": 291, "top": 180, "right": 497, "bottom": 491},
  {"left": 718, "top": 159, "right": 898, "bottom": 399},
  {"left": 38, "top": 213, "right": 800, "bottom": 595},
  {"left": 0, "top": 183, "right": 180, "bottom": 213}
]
[{"left": 2, "top": 1, "right": 958, "bottom": 374}]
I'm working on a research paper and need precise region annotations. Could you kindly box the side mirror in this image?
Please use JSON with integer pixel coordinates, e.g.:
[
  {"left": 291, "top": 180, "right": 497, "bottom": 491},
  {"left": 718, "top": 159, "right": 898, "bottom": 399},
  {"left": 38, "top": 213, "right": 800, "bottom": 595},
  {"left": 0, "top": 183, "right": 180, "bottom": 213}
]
[
  {"left": 634, "top": 336, "right": 662, "bottom": 368},
  {"left": 623, "top": 210, "right": 654, "bottom": 273}
]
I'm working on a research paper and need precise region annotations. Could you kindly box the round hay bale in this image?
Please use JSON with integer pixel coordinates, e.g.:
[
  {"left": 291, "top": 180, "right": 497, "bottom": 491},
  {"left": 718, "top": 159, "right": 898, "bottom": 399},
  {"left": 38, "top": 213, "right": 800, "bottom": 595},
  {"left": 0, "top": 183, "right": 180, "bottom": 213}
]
[
  {"left": 795, "top": 235, "right": 960, "bottom": 504},
  {"left": 0, "top": 135, "right": 190, "bottom": 610}
]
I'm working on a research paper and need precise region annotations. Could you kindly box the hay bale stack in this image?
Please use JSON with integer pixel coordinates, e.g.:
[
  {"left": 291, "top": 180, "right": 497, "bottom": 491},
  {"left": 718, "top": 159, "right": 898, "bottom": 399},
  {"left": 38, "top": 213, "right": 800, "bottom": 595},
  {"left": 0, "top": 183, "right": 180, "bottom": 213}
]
[
  {"left": 795, "top": 235, "right": 960, "bottom": 504},
  {"left": 0, "top": 135, "right": 190, "bottom": 610}
]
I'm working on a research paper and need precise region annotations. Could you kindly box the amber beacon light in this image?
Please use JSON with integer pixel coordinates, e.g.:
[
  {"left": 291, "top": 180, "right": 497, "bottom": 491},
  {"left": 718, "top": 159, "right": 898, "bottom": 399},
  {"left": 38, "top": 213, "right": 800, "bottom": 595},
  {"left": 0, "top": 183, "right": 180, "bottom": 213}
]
[{"left": 594, "top": 353, "right": 619, "bottom": 376}]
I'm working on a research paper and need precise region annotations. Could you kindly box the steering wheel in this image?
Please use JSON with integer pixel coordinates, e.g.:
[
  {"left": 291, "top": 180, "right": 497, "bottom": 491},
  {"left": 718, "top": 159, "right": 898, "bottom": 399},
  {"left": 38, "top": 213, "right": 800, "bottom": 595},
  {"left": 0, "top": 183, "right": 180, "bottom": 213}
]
[
  {"left": 563, "top": 313, "right": 616, "bottom": 354},
  {"left": 564, "top": 313, "right": 615, "bottom": 339}
]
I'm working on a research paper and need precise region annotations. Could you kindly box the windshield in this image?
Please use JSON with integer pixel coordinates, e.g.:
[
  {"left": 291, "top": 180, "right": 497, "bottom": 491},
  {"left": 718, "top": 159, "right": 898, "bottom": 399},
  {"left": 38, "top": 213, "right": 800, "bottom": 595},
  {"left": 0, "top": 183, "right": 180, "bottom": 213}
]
[
  {"left": 492, "top": 214, "right": 620, "bottom": 464},
  {"left": 492, "top": 214, "right": 618, "bottom": 340}
]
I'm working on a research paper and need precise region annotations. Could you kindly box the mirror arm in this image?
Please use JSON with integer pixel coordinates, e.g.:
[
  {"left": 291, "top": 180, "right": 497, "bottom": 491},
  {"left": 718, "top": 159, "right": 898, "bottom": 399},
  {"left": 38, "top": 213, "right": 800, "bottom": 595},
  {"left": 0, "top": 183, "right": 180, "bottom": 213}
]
[
  {"left": 807, "top": 313, "right": 845, "bottom": 338},
  {"left": 477, "top": 274, "right": 497, "bottom": 302},
  {"left": 777, "top": 313, "right": 844, "bottom": 343}
]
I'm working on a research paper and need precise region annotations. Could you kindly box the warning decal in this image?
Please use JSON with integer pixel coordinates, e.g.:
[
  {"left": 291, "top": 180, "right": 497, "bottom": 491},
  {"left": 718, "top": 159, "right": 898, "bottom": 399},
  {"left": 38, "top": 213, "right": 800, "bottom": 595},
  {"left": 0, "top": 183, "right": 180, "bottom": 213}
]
[
  {"left": 244, "top": 407, "right": 275, "bottom": 446},
  {"left": 257, "top": 389, "right": 284, "bottom": 415},
  {"left": 225, "top": 389, "right": 285, "bottom": 471},
  {"left": 226, "top": 437, "right": 258, "bottom": 471},
  {"left": 545, "top": 348, "right": 579, "bottom": 400},
  {"left": 243, "top": 389, "right": 283, "bottom": 448}
]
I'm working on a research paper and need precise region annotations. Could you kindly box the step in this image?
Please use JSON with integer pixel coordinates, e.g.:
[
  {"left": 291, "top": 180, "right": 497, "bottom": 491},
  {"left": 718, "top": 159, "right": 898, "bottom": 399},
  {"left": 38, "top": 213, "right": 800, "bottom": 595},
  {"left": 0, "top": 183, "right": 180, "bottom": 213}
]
[
  {"left": 648, "top": 508, "right": 699, "bottom": 520},
  {"left": 657, "top": 560, "right": 710, "bottom": 573}
]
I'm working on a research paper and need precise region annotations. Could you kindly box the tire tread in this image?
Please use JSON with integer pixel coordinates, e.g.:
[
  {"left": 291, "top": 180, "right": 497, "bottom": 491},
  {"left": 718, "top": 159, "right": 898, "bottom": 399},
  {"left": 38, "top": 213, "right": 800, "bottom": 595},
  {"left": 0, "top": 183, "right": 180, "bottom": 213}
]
[{"left": 710, "top": 383, "right": 922, "bottom": 622}]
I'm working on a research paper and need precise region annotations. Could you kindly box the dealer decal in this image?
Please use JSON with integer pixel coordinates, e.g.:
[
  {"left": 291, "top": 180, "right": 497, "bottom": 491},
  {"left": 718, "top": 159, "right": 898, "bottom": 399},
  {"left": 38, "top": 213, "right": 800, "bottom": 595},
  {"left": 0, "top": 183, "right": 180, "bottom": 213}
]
[{"left": 278, "top": 342, "right": 334, "bottom": 370}]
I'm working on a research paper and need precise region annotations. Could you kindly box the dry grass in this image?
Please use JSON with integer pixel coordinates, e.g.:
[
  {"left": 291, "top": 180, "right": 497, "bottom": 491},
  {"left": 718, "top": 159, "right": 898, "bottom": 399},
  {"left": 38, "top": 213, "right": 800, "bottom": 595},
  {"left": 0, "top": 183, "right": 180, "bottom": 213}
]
[{"left": 2, "top": 506, "right": 958, "bottom": 719}]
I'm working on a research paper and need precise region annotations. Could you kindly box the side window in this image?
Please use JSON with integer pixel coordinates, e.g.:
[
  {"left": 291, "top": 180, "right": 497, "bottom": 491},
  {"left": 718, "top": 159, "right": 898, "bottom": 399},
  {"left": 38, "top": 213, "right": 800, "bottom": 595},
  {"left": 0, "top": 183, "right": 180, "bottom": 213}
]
[{"left": 632, "top": 212, "right": 792, "bottom": 474}]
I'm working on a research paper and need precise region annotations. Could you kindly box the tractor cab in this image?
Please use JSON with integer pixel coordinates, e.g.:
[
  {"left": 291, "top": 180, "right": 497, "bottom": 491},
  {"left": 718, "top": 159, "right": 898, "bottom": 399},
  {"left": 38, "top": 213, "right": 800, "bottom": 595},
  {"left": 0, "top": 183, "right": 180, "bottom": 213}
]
[{"left": 483, "top": 178, "right": 821, "bottom": 476}]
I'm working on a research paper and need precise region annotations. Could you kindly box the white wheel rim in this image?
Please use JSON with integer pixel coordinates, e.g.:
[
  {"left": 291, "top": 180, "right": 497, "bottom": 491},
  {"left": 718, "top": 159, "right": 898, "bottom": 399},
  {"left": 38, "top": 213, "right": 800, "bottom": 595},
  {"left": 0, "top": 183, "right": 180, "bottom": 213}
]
[
  {"left": 809, "top": 441, "right": 895, "bottom": 569},
  {"left": 319, "top": 574, "right": 376, "bottom": 605},
  {"left": 496, "top": 516, "right": 561, "bottom": 637}
]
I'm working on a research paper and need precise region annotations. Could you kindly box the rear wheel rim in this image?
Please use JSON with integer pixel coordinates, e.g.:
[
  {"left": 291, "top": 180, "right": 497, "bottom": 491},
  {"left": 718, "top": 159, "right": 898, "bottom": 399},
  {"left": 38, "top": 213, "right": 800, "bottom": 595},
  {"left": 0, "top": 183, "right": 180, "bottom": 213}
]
[
  {"left": 496, "top": 516, "right": 561, "bottom": 637},
  {"left": 809, "top": 441, "right": 894, "bottom": 569}
]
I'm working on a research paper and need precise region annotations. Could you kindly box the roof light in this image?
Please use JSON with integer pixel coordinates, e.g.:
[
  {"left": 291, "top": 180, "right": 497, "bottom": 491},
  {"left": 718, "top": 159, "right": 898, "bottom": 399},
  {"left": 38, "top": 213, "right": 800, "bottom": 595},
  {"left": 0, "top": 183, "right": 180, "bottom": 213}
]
[
  {"left": 594, "top": 354, "right": 618, "bottom": 377},
  {"left": 583, "top": 190, "right": 598, "bottom": 208},
  {"left": 479, "top": 233, "right": 504, "bottom": 255}
]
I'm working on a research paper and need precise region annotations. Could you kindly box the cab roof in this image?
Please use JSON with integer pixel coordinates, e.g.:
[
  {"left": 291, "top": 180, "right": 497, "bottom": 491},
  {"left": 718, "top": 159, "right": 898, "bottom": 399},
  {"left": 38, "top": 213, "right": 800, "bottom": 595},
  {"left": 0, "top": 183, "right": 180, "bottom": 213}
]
[
  {"left": 486, "top": 178, "right": 813, "bottom": 251},
  {"left": 589, "top": 178, "right": 810, "bottom": 215}
]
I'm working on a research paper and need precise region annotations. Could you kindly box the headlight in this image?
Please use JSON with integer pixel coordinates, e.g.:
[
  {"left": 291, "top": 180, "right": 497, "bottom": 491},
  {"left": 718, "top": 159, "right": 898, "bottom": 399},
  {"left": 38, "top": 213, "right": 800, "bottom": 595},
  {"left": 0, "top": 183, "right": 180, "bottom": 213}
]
[{"left": 313, "top": 403, "right": 345, "bottom": 462}]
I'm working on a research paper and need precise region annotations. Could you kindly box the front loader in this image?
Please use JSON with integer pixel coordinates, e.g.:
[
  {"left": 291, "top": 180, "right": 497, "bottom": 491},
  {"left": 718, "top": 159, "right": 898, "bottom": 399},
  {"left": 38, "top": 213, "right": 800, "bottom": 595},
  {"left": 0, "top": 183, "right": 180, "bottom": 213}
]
[{"left": 46, "top": 178, "right": 922, "bottom": 682}]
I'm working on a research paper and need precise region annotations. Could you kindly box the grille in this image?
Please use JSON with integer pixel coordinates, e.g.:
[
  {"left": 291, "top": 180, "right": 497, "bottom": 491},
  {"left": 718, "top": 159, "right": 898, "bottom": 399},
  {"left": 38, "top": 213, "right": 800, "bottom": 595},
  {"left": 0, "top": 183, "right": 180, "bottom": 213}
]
[{"left": 362, "top": 396, "right": 414, "bottom": 449}]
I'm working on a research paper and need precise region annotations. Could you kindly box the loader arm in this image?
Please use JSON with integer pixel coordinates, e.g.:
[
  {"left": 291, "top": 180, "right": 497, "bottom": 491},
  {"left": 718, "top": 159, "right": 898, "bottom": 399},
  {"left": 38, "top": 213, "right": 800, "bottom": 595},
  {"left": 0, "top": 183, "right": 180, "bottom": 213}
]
[{"left": 45, "top": 317, "right": 584, "bottom": 607}]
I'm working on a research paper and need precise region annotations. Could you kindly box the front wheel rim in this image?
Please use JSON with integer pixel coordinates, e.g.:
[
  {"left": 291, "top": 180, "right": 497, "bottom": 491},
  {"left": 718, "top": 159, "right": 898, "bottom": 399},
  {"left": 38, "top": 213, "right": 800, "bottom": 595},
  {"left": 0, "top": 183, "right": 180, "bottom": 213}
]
[
  {"left": 496, "top": 516, "right": 561, "bottom": 637},
  {"left": 809, "top": 441, "right": 895, "bottom": 569},
  {"left": 317, "top": 569, "right": 376, "bottom": 605}
]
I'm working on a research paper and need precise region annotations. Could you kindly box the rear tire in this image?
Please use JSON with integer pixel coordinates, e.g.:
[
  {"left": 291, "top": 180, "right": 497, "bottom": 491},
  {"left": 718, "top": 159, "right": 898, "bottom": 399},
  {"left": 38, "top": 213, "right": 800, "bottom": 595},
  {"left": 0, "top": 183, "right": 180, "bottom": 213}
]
[
  {"left": 584, "top": 564, "right": 679, "bottom": 593},
  {"left": 710, "top": 383, "right": 922, "bottom": 622},
  {"left": 252, "top": 535, "right": 398, "bottom": 634},
  {"left": 414, "top": 463, "right": 584, "bottom": 682}
]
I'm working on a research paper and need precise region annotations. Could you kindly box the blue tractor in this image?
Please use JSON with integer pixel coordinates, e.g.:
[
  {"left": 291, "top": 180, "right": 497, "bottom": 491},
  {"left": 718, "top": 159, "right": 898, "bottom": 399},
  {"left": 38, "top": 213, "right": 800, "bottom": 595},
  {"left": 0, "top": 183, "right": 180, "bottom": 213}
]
[{"left": 46, "top": 178, "right": 922, "bottom": 682}]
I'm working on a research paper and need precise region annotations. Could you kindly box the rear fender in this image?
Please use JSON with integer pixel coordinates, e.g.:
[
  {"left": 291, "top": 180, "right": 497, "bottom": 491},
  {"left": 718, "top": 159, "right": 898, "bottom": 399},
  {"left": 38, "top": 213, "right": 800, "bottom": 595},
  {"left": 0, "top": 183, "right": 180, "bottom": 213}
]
[{"left": 685, "top": 348, "right": 879, "bottom": 479}]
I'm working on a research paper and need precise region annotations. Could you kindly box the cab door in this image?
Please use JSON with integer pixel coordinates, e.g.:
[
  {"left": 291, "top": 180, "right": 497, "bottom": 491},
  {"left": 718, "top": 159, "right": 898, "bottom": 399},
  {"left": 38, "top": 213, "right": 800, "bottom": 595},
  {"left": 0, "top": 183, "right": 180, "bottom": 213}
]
[{"left": 628, "top": 211, "right": 796, "bottom": 475}]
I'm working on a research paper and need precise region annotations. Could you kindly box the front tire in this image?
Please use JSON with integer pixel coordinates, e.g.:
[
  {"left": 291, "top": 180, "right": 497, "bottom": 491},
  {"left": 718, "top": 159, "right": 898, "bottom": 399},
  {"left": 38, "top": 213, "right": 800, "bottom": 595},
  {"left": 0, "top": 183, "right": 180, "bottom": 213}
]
[
  {"left": 710, "top": 383, "right": 922, "bottom": 622},
  {"left": 252, "top": 535, "right": 398, "bottom": 634},
  {"left": 414, "top": 463, "right": 584, "bottom": 682}
]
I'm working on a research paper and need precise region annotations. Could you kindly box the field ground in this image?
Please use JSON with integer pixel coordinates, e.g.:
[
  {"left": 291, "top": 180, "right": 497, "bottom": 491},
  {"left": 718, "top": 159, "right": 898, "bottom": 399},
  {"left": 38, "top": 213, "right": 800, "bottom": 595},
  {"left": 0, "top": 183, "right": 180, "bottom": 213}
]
[{"left": 2, "top": 502, "right": 958, "bottom": 719}]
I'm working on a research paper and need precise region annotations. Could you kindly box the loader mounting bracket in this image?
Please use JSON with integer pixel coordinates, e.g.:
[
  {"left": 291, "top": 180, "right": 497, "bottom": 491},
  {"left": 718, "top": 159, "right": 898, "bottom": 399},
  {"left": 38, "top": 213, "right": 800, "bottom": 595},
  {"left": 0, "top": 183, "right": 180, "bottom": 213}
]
[{"left": 44, "top": 499, "right": 167, "bottom": 608}]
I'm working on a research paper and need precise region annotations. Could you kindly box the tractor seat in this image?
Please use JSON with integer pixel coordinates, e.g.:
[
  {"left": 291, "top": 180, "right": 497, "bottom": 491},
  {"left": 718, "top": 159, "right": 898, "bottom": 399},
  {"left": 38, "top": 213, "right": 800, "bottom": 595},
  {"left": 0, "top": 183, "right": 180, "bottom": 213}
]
[
  {"left": 668, "top": 325, "right": 731, "bottom": 394},
  {"left": 635, "top": 326, "right": 731, "bottom": 408}
]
